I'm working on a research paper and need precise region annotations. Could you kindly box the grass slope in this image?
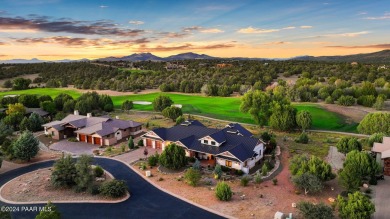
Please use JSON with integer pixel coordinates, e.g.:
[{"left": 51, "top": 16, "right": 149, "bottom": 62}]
[{"left": 0, "top": 88, "right": 356, "bottom": 132}]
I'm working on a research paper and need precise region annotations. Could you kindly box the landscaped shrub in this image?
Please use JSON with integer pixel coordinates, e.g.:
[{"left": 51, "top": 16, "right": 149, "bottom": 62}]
[
  {"left": 297, "top": 201, "right": 334, "bottom": 219},
  {"left": 158, "top": 143, "right": 187, "bottom": 170},
  {"left": 295, "top": 132, "right": 309, "bottom": 144},
  {"left": 261, "top": 164, "right": 269, "bottom": 176},
  {"left": 272, "top": 178, "right": 278, "bottom": 185},
  {"left": 240, "top": 176, "right": 250, "bottom": 186},
  {"left": 214, "top": 164, "right": 223, "bottom": 179},
  {"left": 94, "top": 165, "right": 104, "bottom": 177},
  {"left": 192, "top": 159, "right": 201, "bottom": 170},
  {"left": 99, "top": 179, "right": 128, "bottom": 198},
  {"left": 254, "top": 171, "right": 262, "bottom": 184},
  {"left": 88, "top": 184, "right": 100, "bottom": 195},
  {"left": 148, "top": 153, "right": 159, "bottom": 167},
  {"left": 215, "top": 182, "right": 232, "bottom": 201},
  {"left": 137, "top": 139, "right": 144, "bottom": 147},
  {"left": 184, "top": 168, "right": 202, "bottom": 186}
]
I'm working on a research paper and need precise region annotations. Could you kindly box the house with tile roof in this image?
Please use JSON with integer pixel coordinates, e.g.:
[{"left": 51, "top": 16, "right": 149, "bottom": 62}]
[
  {"left": 142, "top": 120, "right": 265, "bottom": 173},
  {"left": 42, "top": 110, "right": 142, "bottom": 146},
  {"left": 372, "top": 136, "right": 390, "bottom": 176}
]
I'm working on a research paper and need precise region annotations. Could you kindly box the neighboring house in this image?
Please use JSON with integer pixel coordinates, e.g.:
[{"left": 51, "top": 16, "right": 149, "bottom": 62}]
[
  {"left": 142, "top": 120, "right": 264, "bottom": 173},
  {"left": 372, "top": 137, "right": 390, "bottom": 176},
  {"left": 43, "top": 111, "right": 142, "bottom": 146},
  {"left": 26, "top": 108, "right": 50, "bottom": 118}
]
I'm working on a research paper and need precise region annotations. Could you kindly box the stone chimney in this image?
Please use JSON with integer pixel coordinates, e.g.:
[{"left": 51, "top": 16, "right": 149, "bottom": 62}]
[
  {"left": 87, "top": 113, "right": 92, "bottom": 118},
  {"left": 74, "top": 110, "right": 79, "bottom": 115}
]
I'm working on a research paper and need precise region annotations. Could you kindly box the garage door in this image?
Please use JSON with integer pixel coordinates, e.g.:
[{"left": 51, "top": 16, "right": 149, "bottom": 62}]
[
  {"left": 79, "top": 134, "right": 86, "bottom": 142},
  {"left": 94, "top": 137, "right": 101, "bottom": 145},
  {"left": 87, "top": 136, "right": 93, "bottom": 143},
  {"left": 155, "top": 141, "right": 162, "bottom": 149},
  {"left": 146, "top": 139, "right": 152, "bottom": 147}
]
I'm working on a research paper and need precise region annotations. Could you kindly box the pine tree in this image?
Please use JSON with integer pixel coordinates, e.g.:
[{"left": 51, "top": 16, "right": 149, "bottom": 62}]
[{"left": 13, "top": 131, "right": 39, "bottom": 161}]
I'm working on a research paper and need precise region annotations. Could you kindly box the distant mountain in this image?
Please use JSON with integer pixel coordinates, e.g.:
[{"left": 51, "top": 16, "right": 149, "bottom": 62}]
[
  {"left": 97, "top": 53, "right": 164, "bottom": 62},
  {"left": 2, "top": 50, "right": 390, "bottom": 64},
  {"left": 165, "top": 52, "right": 216, "bottom": 60},
  {"left": 294, "top": 50, "right": 390, "bottom": 63},
  {"left": 0, "top": 58, "right": 45, "bottom": 64},
  {"left": 0, "top": 58, "right": 89, "bottom": 64}
]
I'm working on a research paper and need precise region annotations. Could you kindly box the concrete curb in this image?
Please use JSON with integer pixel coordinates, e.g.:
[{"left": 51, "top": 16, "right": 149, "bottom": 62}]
[
  {"left": 0, "top": 167, "right": 130, "bottom": 205},
  {"left": 111, "top": 157, "right": 235, "bottom": 219}
]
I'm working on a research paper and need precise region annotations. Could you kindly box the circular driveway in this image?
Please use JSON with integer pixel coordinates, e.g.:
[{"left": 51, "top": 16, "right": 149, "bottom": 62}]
[{"left": 0, "top": 158, "right": 225, "bottom": 219}]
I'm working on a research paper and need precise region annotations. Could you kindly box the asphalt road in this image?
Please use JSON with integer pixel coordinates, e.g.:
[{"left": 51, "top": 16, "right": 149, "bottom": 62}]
[{"left": 0, "top": 158, "right": 225, "bottom": 219}]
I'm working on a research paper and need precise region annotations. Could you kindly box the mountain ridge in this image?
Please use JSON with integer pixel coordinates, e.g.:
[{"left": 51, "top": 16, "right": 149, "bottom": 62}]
[{"left": 1, "top": 50, "right": 390, "bottom": 64}]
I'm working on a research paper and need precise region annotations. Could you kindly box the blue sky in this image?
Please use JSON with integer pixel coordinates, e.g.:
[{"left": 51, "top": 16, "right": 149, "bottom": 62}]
[{"left": 0, "top": 0, "right": 389, "bottom": 59}]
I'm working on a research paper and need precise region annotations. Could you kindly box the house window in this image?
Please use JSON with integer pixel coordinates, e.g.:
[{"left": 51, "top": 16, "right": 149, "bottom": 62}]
[
  {"left": 211, "top": 141, "right": 216, "bottom": 145},
  {"left": 51, "top": 131, "right": 55, "bottom": 136},
  {"left": 203, "top": 140, "right": 208, "bottom": 144},
  {"left": 225, "top": 160, "right": 232, "bottom": 167},
  {"left": 124, "top": 129, "right": 127, "bottom": 131},
  {"left": 117, "top": 132, "right": 120, "bottom": 135}
]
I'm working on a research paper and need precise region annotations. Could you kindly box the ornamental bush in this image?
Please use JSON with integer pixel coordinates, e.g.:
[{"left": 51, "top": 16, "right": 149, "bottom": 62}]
[
  {"left": 99, "top": 179, "right": 128, "bottom": 198},
  {"left": 94, "top": 165, "right": 104, "bottom": 177},
  {"left": 184, "top": 167, "right": 202, "bottom": 187},
  {"left": 215, "top": 182, "right": 232, "bottom": 201},
  {"left": 158, "top": 143, "right": 187, "bottom": 170}
]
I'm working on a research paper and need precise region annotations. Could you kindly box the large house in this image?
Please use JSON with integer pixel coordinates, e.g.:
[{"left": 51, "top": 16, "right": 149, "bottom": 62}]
[
  {"left": 372, "top": 137, "right": 390, "bottom": 176},
  {"left": 142, "top": 120, "right": 265, "bottom": 173},
  {"left": 43, "top": 111, "right": 142, "bottom": 146}
]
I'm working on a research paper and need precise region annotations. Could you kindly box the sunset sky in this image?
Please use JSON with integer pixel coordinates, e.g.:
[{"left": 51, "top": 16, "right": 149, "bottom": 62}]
[{"left": 0, "top": 0, "right": 389, "bottom": 60}]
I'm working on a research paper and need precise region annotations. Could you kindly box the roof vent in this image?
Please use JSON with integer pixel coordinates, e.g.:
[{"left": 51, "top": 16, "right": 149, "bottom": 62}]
[
  {"left": 181, "top": 120, "right": 192, "bottom": 126},
  {"left": 227, "top": 130, "right": 237, "bottom": 134},
  {"left": 74, "top": 110, "right": 79, "bottom": 115}
]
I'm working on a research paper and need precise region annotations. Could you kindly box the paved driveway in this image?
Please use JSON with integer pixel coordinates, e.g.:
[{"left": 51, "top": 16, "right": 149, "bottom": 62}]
[
  {"left": 373, "top": 176, "right": 390, "bottom": 219},
  {"left": 115, "top": 147, "right": 161, "bottom": 164},
  {"left": 50, "top": 140, "right": 100, "bottom": 155},
  {"left": 0, "top": 158, "right": 225, "bottom": 219}
]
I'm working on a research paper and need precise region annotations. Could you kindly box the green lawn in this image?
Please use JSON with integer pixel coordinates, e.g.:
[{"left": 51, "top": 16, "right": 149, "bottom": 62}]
[
  {"left": 0, "top": 88, "right": 81, "bottom": 99},
  {"left": 294, "top": 103, "right": 358, "bottom": 133},
  {"left": 0, "top": 88, "right": 357, "bottom": 132}
]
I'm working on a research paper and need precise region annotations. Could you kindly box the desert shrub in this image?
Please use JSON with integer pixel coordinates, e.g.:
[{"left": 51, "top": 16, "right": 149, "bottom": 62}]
[
  {"left": 261, "top": 164, "right": 269, "bottom": 176},
  {"left": 325, "top": 96, "right": 334, "bottom": 104},
  {"left": 184, "top": 167, "right": 201, "bottom": 186},
  {"left": 297, "top": 201, "right": 334, "bottom": 219},
  {"left": 99, "top": 179, "right": 128, "bottom": 198},
  {"left": 272, "top": 178, "right": 278, "bottom": 185},
  {"left": 148, "top": 153, "right": 159, "bottom": 167},
  {"left": 94, "top": 165, "right": 104, "bottom": 177},
  {"left": 254, "top": 171, "right": 263, "bottom": 184},
  {"left": 337, "top": 95, "right": 355, "bottom": 106},
  {"left": 241, "top": 176, "right": 250, "bottom": 186},
  {"left": 215, "top": 182, "right": 233, "bottom": 201}
]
